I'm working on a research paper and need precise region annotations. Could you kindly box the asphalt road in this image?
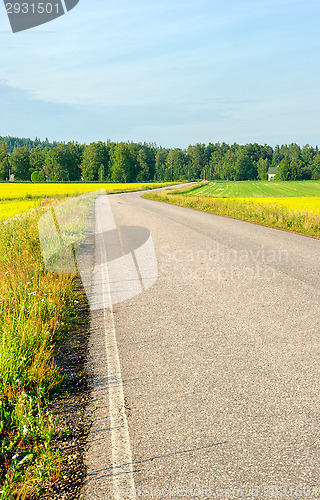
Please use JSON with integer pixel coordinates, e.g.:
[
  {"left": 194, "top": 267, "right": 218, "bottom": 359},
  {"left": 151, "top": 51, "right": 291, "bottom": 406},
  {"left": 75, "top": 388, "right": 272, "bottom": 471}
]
[{"left": 83, "top": 191, "right": 320, "bottom": 500}]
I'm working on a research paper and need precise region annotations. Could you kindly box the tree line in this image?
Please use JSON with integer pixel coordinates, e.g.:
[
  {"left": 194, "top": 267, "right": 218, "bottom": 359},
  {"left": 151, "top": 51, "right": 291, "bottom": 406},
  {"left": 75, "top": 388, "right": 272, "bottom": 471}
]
[{"left": 0, "top": 137, "right": 320, "bottom": 182}]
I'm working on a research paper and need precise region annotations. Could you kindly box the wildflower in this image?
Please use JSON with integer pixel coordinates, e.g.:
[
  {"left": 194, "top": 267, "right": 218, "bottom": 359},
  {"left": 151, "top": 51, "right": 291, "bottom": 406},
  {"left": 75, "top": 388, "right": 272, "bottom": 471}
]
[{"left": 22, "top": 425, "right": 29, "bottom": 436}]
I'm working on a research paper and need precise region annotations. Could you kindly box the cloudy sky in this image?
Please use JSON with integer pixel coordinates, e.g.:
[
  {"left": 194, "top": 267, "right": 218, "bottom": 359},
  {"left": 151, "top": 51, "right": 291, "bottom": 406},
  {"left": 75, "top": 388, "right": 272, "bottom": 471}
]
[{"left": 0, "top": 0, "right": 319, "bottom": 148}]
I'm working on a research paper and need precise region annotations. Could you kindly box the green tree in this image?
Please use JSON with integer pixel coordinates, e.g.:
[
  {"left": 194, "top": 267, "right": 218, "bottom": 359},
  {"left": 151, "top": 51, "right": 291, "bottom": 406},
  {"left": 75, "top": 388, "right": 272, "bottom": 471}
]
[
  {"left": 0, "top": 142, "right": 10, "bottom": 181},
  {"left": 63, "top": 142, "right": 82, "bottom": 181},
  {"left": 10, "top": 147, "right": 31, "bottom": 181},
  {"left": 166, "top": 149, "right": 187, "bottom": 180},
  {"left": 235, "top": 149, "right": 255, "bottom": 180},
  {"left": 136, "top": 147, "right": 150, "bottom": 181},
  {"left": 98, "top": 164, "right": 105, "bottom": 182},
  {"left": 31, "top": 170, "right": 45, "bottom": 182},
  {"left": 311, "top": 154, "right": 320, "bottom": 180},
  {"left": 155, "top": 149, "right": 168, "bottom": 180},
  {"left": 278, "top": 155, "right": 291, "bottom": 180},
  {"left": 257, "top": 158, "right": 269, "bottom": 180},
  {"left": 81, "top": 142, "right": 109, "bottom": 181},
  {"left": 287, "top": 143, "right": 301, "bottom": 161},
  {"left": 110, "top": 143, "right": 134, "bottom": 182},
  {"left": 44, "top": 147, "right": 65, "bottom": 181},
  {"left": 187, "top": 143, "right": 206, "bottom": 179},
  {"left": 209, "top": 150, "right": 223, "bottom": 180},
  {"left": 272, "top": 145, "right": 282, "bottom": 165},
  {"left": 301, "top": 144, "right": 315, "bottom": 168},
  {"left": 220, "top": 149, "right": 236, "bottom": 180},
  {"left": 289, "top": 157, "right": 302, "bottom": 180},
  {"left": 30, "top": 147, "right": 45, "bottom": 173}
]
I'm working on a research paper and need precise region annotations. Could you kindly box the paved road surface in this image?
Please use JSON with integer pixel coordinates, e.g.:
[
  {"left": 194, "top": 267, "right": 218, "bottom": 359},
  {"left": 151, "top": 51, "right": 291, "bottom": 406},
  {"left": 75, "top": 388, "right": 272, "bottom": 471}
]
[{"left": 82, "top": 191, "right": 320, "bottom": 500}]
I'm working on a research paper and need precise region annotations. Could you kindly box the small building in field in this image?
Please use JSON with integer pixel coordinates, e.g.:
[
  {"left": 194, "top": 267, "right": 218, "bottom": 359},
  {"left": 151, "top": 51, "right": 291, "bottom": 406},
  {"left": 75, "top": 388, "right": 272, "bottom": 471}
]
[
  {"left": 268, "top": 166, "right": 279, "bottom": 181},
  {"left": 9, "top": 173, "right": 15, "bottom": 182}
]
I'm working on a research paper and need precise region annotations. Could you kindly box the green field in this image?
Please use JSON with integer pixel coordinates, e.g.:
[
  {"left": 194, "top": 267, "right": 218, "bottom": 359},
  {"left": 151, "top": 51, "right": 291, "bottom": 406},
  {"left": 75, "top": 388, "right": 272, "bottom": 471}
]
[{"left": 190, "top": 180, "right": 320, "bottom": 198}]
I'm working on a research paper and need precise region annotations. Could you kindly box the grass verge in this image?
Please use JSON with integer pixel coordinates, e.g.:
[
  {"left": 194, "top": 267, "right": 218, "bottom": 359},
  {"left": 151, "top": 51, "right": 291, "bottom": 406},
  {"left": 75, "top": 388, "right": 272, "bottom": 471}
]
[
  {"left": 143, "top": 189, "right": 320, "bottom": 239},
  {"left": 0, "top": 202, "right": 81, "bottom": 498}
]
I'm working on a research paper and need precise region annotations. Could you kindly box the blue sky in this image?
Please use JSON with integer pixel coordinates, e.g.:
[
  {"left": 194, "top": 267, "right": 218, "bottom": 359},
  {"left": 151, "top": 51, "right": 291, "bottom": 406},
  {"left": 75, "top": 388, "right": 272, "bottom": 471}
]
[{"left": 0, "top": 0, "right": 320, "bottom": 148}]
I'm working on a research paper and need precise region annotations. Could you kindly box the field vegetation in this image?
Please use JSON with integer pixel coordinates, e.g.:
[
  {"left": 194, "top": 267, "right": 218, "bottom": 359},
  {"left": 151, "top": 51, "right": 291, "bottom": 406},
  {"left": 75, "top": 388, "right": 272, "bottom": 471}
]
[
  {"left": 144, "top": 181, "right": 320, "bottom": 238},
  {"left": 0, "top": 202, "right": 79, "bottom": 498},
  {"left": 190, "top": 180, "right": 320, "bottom": 198},
  {"left": 0, "top": 182, "right": 172, "bottom": 201},
  {"left": 0, "top": 182, "right": 173, "bottom": 223},
  {"left": 0, "top": 200, "right": 38, "bottom": 222}
]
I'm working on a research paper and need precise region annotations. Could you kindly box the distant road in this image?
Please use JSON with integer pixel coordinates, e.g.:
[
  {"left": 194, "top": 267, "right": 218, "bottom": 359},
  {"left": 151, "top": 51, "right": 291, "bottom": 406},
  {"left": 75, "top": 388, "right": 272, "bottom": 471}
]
[{"left": 83, "top": 191, "right": 320, "bottom": 499}]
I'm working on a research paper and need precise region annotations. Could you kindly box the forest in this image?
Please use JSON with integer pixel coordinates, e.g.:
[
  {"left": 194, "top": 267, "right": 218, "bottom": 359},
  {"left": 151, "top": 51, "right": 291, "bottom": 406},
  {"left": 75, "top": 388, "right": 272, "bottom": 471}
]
[{"left": 0, "top": 136, "right": 320, "bottom": 182}]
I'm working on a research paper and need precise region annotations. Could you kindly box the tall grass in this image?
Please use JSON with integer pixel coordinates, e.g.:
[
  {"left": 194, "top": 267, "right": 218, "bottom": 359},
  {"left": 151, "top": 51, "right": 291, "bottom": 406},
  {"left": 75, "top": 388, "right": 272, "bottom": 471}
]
[{"left": 0, "top": 204, "right": 78, "bottom": 498}]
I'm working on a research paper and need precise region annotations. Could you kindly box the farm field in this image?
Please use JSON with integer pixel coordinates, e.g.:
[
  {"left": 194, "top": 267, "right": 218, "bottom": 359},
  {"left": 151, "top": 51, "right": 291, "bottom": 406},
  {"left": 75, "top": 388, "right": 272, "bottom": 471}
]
[
  {"left": 0, "top": 199, "right": 38, "bottom": 221},
  {"left": 0, "top": 182, "right": 173, "bottom": 201},
  {"left": 190, "top": 180, "right": 320, "bottom": 198},
  {"left": 144, "top": 181, "right": 320, "bottom": 238},
  {"left": 0, "top": 182, "right": 173, "bottom": 223},
  {"left": 238, "top": 196, "right": 320, "bottom": 215}
]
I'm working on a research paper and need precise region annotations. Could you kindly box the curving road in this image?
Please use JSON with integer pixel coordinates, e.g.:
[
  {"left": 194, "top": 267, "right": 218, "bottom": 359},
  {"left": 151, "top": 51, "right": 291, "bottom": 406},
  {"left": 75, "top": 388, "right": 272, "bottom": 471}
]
[{"left": 82, "top": 191, "right": 320, "bottom": 500}]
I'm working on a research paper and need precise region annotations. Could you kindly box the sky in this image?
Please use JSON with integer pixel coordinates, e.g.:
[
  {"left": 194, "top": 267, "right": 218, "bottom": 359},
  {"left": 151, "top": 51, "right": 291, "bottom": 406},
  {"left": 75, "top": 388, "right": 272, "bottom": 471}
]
[{"left": 0, "top": 0, "right": 320, "bottom": 148}]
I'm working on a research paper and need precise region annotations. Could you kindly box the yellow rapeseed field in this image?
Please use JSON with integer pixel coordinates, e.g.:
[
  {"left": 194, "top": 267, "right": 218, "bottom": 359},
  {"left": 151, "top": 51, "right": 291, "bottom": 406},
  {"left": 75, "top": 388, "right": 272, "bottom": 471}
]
[
  {"left": 0, "top": 200, "right": 38, "bottom": 222},
  {"left": 0, "top": 182, "right": 174, "bottom": 222},
  {"left": 0, "top": 182, "right": 171, "bottom": 200},
  {"left": 239, "top": 197, "right": 320, "bottom": 215}
]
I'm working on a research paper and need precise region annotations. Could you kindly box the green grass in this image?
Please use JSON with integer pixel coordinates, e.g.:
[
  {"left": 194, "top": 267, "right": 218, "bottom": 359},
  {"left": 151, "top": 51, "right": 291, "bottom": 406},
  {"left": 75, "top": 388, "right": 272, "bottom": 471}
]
[
  {"left": 0, "top": 202, "right": 80, "bottom": 498},
  {"left": 189, "top": 180, "right": 320, "bottom": 198}
]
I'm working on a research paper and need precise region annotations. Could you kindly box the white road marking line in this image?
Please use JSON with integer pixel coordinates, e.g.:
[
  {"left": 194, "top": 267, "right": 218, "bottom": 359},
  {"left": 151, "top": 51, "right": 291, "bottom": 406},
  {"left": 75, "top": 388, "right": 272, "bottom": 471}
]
[{"left": 96, "top": 197, "right": 136, "bottom": 500}]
